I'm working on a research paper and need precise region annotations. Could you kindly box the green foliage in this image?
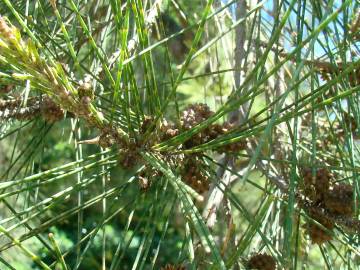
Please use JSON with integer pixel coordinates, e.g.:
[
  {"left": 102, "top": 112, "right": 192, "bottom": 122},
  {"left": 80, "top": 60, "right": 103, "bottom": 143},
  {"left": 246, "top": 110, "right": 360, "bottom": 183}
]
[{"left": 0, "top": 0, "right": 359, "bottom": 269}]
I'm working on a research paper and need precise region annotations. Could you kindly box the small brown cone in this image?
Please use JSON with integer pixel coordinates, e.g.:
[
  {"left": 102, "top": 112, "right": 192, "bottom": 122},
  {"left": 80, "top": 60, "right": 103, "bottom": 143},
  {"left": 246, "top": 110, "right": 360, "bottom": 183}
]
[
  {"left": 324, "top": 184, "right": 353, "bottom": 216},
  {"left": 180, "top": 103, "right": 213, "bottom": 130},
  {"left": 181, "top": 155, "right": 210, "bottom": 194},
  {"left": 247, "top": 253, "right": 276, "bottom": 270},
  {"left": 302, "top": 168, "right": 331, "bottom": 202},
  {"left": 40, "top": 97, "right": 64, "bottom": 122},
  {"left": 307, "top": 207, "right": 334, "bottom": 245},
  {"left": 307, "top": 222, "right": 333, "bottom": 245}
]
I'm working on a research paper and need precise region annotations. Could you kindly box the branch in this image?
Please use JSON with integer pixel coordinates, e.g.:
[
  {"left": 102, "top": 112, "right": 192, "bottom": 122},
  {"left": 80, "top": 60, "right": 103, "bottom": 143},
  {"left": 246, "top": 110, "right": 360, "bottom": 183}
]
[
  {"left": 202, "top": 0, "right": 248, "bottom": 228},
  {"left": 0, "top": 16, "right": 127, "bottom": 145}
]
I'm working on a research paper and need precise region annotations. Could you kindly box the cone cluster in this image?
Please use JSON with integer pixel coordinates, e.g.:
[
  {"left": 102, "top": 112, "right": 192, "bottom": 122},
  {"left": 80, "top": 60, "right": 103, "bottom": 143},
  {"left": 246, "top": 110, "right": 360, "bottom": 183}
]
[
  {"left": 181, "top": 155, "right": 210, "bottom": 194},
  {"left": 180, "top": 103, "right": 246, "bottom": 152},
  {"left": 119, "top": 103, "right": 246, "bottom": 193},
  {"left": 301, "top": 168, "right": 355, "bottom": 244}
]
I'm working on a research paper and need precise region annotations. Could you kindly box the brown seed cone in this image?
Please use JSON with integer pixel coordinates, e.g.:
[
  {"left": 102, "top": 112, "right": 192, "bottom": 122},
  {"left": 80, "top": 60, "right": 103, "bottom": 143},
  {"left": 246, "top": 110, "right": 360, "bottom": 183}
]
[
  {"left": 180, "top": 106, "right": 246, "bottom": 152},
  {"left": 137, "top": 166, "right": 161, "bottom": 191},
  {"left": 0, "top": 96, "right": 40, "bottom": 111},
  {"left": 118, "top": 147, "right": 141, "bottom": 169},
  {"left": 180, "top": 103, "right": 213, "bottom": 130},
  {"left": 180, "top": 103, "right": 215, "bottom": 148},
  {"left": 77, "top": 81, "right": 94, "bottom": 100},
  {"left": 40, "top": 97, "right": 64, "bottom": 122},
  {"left": 160, "top": 264, "right": 185, "bottom": 270},
  {"left": 119, "top": 152, "right": 139, "bottom": 168},
  {"left": 302, "top": 168, "right": 331, "bottom": 202},
  {"left": 98, "top": 131, "right": 116, "bottom": 148},
  {"left": 306, "top": 206, "right": 334, "bottom": 244},
  {"left": 181, "top": 156, "right": 210, "bottom": 194},
  {"left": 324, "top": 184, "right": 353, "bottom": 216},
  {"left": 247, "top": 253, "right": 276, "bottom": 270},
  {"left": 307, "top": 223, "right": 333, "bottom": 245}
]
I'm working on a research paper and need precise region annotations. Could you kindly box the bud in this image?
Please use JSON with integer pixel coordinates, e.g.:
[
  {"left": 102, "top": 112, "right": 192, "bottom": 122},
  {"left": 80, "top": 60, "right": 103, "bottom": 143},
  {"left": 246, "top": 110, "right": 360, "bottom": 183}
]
[
  {"left": 0, "top": 16, "right": 16, "bottom": 42},
  {"left": 78, "top": 81, "right": 94, "bottom": 100}
]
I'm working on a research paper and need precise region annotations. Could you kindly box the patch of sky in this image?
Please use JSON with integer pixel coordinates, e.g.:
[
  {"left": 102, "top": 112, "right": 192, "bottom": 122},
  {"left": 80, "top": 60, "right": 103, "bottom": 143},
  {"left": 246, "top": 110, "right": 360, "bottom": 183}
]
[{"left": 221, "top": 0, "right": 359, "bottom": 59}]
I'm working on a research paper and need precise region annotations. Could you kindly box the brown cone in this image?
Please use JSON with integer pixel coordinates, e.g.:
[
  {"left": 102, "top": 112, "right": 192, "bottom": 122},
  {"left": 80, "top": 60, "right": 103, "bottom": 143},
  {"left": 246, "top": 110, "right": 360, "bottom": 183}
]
[
  {"left": 181, "top": 155, "right": 210, "bottom": 194},
  {"left": 324, "top": 184, "right": 353, "bottom": 216},
  {"left": 40, "top": 97, "right": 64, "bottom": 122},
  {"left": 302, "top": 168, "right": 331, "bottom": 202},
  {"left": 306, "top": 207, "right": 334, "bottom": 244},
  {"left": 247, "top": 253, "right": 276, "bottom": 270}
]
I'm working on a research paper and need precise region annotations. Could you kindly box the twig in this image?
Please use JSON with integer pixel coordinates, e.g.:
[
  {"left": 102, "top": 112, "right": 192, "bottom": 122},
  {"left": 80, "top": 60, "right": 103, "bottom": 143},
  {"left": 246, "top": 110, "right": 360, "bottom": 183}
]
[{"left": 202, "top": 0, "right": 248, "bottom": 228}]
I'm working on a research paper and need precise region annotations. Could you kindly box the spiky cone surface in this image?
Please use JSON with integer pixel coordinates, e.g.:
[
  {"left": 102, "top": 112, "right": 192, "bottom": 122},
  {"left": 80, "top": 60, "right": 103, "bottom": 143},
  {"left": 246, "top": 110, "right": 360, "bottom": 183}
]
[
  {"left": 1, "top": 105, "right": 40, "bottom": 121},
  {"left": 302, "top": 168, "right": 331, "bottom": 202},
  {"left": 324, "top": 184, "right": 354, "bottom": 216},
  {"left": 306, "top": 206, "right": 334, "bottom": 244},
  {"left": 180, "top": 103, "right": 215, "bottom": 148},
  {"left": 180, "top": 104, "right": 246, "bottom": 152},
  {"left": 319, "top": 63, "right": 360, "bottom": 87},
  {"left": 180, "top": 103, "right": 213, "bottom": 130},
  {"left": 77, "top": 81, "right": 94, "bottom": 100},
  {"left": 246, "top": 253, "right": 276, "bottom": 270},
  {"left": 160, "top": 264, "right": 185, "bottom": 270},
  {"left": 181, "top": 155, "right": 210, "bottom": 194},
  {"left": 0, "top": 96, "right": 39, "bottom": 111},
  {"left": 136, "top": 165, "right": 162, "bottom": 191},
  {"left": 217, "top": 138, "right": 247, "bottom": 153}
]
